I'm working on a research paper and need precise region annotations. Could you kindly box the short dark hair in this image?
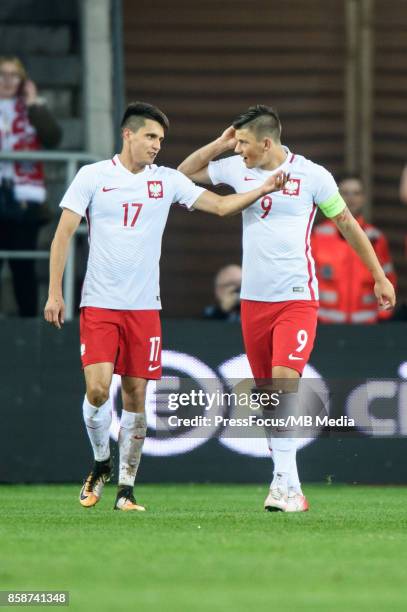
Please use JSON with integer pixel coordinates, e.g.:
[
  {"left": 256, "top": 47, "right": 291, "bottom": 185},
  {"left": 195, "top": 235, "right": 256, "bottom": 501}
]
[
  {"left": 120, "top": 101, "right": 170, "bottom": 133},
  {"left": 232, "top": 105, "right": 281, "bottom": 141}
]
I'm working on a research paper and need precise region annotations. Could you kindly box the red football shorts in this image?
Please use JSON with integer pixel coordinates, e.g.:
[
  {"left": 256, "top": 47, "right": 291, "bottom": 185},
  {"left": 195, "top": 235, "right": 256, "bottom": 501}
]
[
  {"left": 79, "top": 307, "right": 162, "bottom": 379},
  {"left": 241, "top": 299, "right": 319, "bottom": 380}
]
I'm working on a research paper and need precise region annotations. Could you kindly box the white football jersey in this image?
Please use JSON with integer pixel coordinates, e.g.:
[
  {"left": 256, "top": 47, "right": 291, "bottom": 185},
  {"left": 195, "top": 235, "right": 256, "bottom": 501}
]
[
  {"left": 208, "top": 148, "right": 339, "bottom": 302},
  {"left": 60, "top": 154, "right": 205, "bottom": 309}
]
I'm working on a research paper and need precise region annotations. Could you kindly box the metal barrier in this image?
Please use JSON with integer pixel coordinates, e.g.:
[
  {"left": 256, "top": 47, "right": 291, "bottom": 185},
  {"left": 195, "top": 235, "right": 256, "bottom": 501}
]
[{"left": 0, "top": 150, "right": 101, "bottom": 320}]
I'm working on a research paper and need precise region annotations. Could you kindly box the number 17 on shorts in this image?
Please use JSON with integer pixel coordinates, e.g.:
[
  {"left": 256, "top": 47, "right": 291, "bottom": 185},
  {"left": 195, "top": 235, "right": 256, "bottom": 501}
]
[{"left": 148, "top": 335, "right": 161, "bottom": 375}]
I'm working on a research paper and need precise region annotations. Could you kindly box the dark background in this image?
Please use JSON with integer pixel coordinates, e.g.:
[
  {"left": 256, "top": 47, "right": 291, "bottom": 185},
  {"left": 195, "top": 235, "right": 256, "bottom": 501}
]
[
  {"left": 123, "top": 0, "right": 407, "bottom": 315},
  {"left": 1, "top": 319, "right": 406, "bottom": 484}
]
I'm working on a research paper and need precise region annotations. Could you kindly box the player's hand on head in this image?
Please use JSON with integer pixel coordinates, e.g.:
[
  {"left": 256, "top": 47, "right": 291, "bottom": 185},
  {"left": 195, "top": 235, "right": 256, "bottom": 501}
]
[
  {"left": 44, "top": 296, "right": 66, "bottom": 329},
  {"left": 261, "top": 171, "right": 289, "bottom": 195},
  {"left": 218, "top": 126, "right": 237, "bottom": 149},
  {"left": 374, "top": 277, "right": 396, "bottom": 310}
]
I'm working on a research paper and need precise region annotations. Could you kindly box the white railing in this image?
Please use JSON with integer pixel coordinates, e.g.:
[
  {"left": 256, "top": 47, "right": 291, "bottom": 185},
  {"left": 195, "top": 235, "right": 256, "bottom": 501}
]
[{"left": 0, "top": 150, "right": 101, "bottom": 320}]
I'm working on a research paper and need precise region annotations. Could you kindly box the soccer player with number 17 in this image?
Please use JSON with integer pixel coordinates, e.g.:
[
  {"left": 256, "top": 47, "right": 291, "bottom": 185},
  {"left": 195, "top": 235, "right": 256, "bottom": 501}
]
[
  {"left": 178, "top": 105, "right": 396, "bottom": 513},
  {"left": 44, "top": 102, "right": 288, "bottom": 512}
]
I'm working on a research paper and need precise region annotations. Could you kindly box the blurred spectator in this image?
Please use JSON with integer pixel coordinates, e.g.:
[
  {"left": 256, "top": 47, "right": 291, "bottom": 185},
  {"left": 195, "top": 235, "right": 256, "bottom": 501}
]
[
  {"left": 399, "top": 164, "right": 407, "bottom": 204},
  {"left": 0, "top": 56, "right": 61, "bottom": 316},
  {"left": 312, "top": 175, "right": 397, "bottom": 323},
  {"left": 397, "top": 165, "right": 407, "bottom": 320},
  {"left": 203, "top": 264, "right": 242, "bottom": 321}
]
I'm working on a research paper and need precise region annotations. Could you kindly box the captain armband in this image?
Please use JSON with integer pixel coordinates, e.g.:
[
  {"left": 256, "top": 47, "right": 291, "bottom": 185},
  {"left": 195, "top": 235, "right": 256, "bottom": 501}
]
[{"left": 318, "top": 192, "right": 347, "bottom": 218}]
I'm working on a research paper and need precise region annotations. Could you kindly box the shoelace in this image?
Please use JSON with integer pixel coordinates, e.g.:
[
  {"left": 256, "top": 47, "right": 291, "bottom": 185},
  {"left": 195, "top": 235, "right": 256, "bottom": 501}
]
[{"left": 271, "top": 488, "right": 285, "bottom": 500}]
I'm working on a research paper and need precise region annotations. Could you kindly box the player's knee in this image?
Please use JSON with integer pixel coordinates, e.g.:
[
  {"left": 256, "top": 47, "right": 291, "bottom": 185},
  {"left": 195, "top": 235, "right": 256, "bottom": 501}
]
[
  {"left": 271, "top": 366, "right": 300, "bottom": 393},
  {"left": 87, "top": 383, "right": 110, "bottom": 407},
  {"left": 122, "top": 390, "right": 145, "bottom": 411},
  {"left": 272, "top": 366, "right": 300, "bottom": 379},
  {"left": 122, "top": 379, "right": 146, "bottom": 397}
]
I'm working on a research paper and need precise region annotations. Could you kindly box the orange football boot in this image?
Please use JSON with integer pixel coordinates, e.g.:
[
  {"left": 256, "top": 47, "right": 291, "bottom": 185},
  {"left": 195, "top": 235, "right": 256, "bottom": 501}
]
[
  {"left": 79, "top": 459, "right": 112, "bottom": 508},
  {"left": 114, "top": 486, "right": 146, "bottom": 512}
]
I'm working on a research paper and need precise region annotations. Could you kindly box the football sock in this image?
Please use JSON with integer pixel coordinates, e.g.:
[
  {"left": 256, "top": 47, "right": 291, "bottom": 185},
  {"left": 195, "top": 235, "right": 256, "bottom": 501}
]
[
  {"left": 263, "top": 391, "right": 301, "bottom": 493},
  {"left": 118, "top": 410, "right": 147, "bottom": 487},
  {"left": 82, "top": 395, "right": 112, "bottom": 462},
  {"left": 268, "top": 445, "right": 302, "bottom": 494},
  {"left": 288, "top": 445, "right": 302, "bottom": 494},
  {"left": 269, "top": 439, "right": 295, "bottom": 491}
]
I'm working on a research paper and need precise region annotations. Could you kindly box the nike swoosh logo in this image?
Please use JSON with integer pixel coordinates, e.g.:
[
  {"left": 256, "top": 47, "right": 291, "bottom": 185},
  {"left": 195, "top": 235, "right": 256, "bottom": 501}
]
[
  {"left": 80, "top": 487, "right": 88, "bottom": 500},
  {"left": 244, "top": 177, "right": 256, "bottom": 181},
  {"left": 288, "top": 354, "right": 304, "bottom": 361},
  {"left": 102, "top": 187, "right": 119, "bottom": 192},
  {"left": 148, "top": 364, "right": 161, "bottom": 371}
]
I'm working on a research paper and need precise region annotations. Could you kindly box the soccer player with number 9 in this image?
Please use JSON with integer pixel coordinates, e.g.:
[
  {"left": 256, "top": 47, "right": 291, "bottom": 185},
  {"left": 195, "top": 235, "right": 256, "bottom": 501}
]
[
  {"left": 44, "top": 102, "right": 287, "bottom": 512},
  {"left": 178, "top": 105, "right": 396, "bottom": 512}
]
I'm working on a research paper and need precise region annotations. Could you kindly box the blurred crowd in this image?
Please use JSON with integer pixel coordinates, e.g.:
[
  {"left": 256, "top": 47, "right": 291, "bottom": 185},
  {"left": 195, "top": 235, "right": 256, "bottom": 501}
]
[
  {"left": 312, "top": 175, "right": 396, "bottom": 324},
  {"left": 206, "top": 174, "right": 401, "bottom": 325},
  {"left": 0, "top": 56, "right": 61, "bottom": 317},
  {"left": 0, "top": 56, "right": 404, "bottom": 322}
]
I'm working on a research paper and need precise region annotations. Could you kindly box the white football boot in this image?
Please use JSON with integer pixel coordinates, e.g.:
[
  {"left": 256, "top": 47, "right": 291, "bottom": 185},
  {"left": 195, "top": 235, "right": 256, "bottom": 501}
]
[
  {"left": 286, "top": 489, "right": 309, "bottom": 513},
  {"left": 264, "top": 487, "right": 289, "bottom": 512}
]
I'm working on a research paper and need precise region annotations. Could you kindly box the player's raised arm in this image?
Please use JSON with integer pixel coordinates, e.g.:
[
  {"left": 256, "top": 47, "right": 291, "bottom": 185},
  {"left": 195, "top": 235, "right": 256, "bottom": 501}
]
[
  {"left": 177, "top": 126, "right": 237, "bottom": 184},
  {"left": 192, "top": 171, "right": 288, "bottom": 217},
  {"left": 332, "top": 206, "right": 396, "bottom": 310},
  {"left": 44, "top": 209, "right": 82, "bottom": 329}
]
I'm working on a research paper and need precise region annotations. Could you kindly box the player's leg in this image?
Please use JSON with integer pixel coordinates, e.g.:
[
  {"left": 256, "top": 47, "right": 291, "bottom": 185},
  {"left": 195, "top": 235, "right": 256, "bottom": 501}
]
[
  {"left": 79, "top": 307, "right": 120, "bottom": 507},
  {"left": 113, "top": 310, "right": 161, "bottom": 511},
  {"left": 265, "top": 301, "right": 318, "bottom": 512},
  {"left": 262, "top": 365, "right": 308, "bottom": 511},
  {"left": 114, "top": 376, "right": 147, "bottom": 511},
  {"left": 266, "top": 415, "right": 303, "bottom": 493},
  {"left": 241, "top": 300, "right": 290, "bottom": 509},
  {"left": 83, "top": 361, "right": 114, "bottom": 461},
  {"left": 268, "top": 423, "right": 306, "bottom": 499},
  {"left": 80, "top": 362, "right": 115, "bottom": 507},
  {"left": 261, "top": 367, "right": 300, "bottom": 511}
]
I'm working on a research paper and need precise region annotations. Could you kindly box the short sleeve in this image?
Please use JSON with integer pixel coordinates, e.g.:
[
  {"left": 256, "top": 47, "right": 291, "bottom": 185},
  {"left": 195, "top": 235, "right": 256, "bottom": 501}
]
[
  {"left": 59, "top": 164, "right": 98, "bottom": 217},
  {"left": 312, "top": 164, "right": 346, "bottom": 218},
  {"left": 172, "top": 170, "right": 206, "bottom": 209},
  {"left": 208, "top": 156, "right": 239, "bottom": 187}
]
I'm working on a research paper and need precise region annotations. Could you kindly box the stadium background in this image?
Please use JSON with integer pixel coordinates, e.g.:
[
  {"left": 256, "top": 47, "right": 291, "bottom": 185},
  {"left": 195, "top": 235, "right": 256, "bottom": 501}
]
[{"left": 1, "top": 0, "right": 407, "bottom": 483}]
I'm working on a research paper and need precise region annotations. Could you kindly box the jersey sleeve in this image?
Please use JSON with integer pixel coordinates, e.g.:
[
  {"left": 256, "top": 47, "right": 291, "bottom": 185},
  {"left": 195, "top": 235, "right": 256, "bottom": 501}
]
[
  {"left": 207, "top": 156, "right": 239, "bottom": 187},
  {"left": 172, "top": 170, "right": 206, "bottom": 209},
  {"left": 59, "top": 164, "right": 99, "bottom": 217},
  {"left": 312, "top": 164, "right": 346, "bottom": 218}
]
